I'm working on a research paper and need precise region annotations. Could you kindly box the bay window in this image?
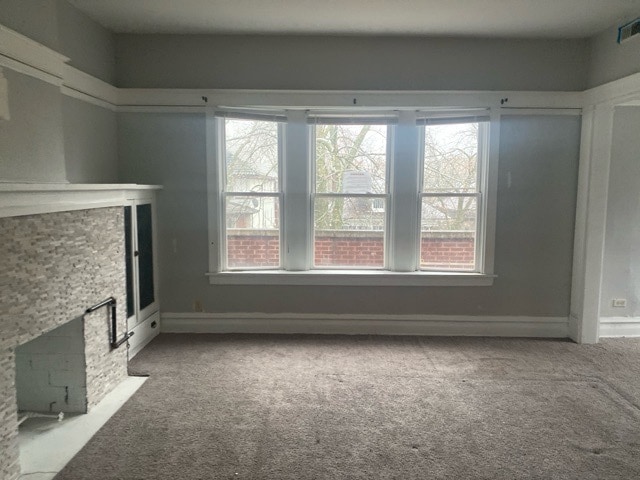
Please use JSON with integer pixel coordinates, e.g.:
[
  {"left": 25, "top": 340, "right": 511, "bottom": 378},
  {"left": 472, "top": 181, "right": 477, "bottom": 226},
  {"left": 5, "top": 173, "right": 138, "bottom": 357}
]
[
  {"left": 313, "top": 123, "right": 389, "bottom": 268},
  {"left": 207, "top": 108, "right": 496, "bottom": 286},
  {"left": 419, "top": 119, "right": 488, "bottom": 272},
  {"left": 222, "top": 118, "right": 282, "bottom": 269}
]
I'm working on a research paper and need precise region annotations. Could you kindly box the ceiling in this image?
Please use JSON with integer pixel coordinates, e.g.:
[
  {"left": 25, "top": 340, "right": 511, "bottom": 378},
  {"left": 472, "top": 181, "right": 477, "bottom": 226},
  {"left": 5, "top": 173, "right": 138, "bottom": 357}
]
[{"left": 68, "top": 0, "right": 640, "bottom": 38}]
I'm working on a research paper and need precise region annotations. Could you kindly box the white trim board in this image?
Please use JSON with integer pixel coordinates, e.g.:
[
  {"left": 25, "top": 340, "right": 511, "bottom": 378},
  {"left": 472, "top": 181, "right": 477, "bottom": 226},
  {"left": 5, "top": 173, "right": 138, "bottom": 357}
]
[
  {"left": 0, "top": 24, "right": 68, "bottom": 85},
  {"left": 118, "top": 88, "right": 584, "bottom": 110},
  {"left": 206, "top": 270, "right": 495, "bottom": 287},
  {"left": 128, "top": 311, "right": 160, "bottom": 359},
  {"left": 0, "top": 53, "right": 63, "bottom": 87},
  {"left": 62, "top": 65, "right": 118, "bottom": 110},
  {"left": 583, "top": 72, "right": 640, "bottom": 107},
  {"left": 1, "top": 19, "right": 640, "bottom": 113},
  {"left": 599, "top": 317, "right": 640, "bottom": 338},
  {"left": 0, "top": 183, "right": 162, "bottom": 218},
  {"left": 162, "top": 312, "right": 569, "bottom": 338}
]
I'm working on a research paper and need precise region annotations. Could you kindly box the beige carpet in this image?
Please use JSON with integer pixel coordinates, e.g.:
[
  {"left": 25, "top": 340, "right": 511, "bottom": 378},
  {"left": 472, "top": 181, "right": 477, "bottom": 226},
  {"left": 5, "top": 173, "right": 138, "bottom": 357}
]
[{"left": 55, "top": 334, "right": 640, "bottom": 479}]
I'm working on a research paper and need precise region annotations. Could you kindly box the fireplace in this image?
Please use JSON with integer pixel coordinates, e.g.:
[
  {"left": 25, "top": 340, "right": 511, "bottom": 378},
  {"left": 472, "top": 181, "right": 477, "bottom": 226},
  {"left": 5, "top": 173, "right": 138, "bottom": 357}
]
[
  {"left": 0, "top": 206, "right": 129, "bottom": 480},
  {"left": 16, "top": 318, "right": 87, "bottom": 415}
]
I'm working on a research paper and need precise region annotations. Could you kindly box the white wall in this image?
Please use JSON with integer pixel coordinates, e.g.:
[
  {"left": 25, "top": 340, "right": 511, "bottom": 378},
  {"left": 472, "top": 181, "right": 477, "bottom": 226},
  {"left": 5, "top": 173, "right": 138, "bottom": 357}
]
[
  {"left": 63, "top": 97, "right": 118, "bottom": 183},
  {"left": 0, "top": 0, "right": 118, "bottom": 184},
  {"left": 600, "top": 106, "right": 640, "bottom": 318},
  {"left": 0, "top": 69, "right": 67, "bottom": 183}
]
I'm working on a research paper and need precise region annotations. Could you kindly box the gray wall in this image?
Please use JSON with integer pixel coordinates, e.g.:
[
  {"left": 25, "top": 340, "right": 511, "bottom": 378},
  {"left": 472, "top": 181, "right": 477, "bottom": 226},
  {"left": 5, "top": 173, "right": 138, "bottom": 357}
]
[
  {"left": 588, "top": 25, "right": 640, "bottom": 88},
  {"left": 0, "top": 1, "right": 118, "bottom": 183},
  {"left": 0, "top": 0, "right": 59, "bottom": 50},
  {"left": 0, "top": 69, "right": 66, "bottom": 183},
  {"left": 600, "top": 106, "right": 640, "bottom": 318},
  {"left": 63, "top": 96, "right": 118, "bottom": 183},
  {"left": 57, "top": 0, "right": 116, "bottom": 83},
  {"left": 115, "top": 34, "right": 589, "bottom": 91},
  {"left": 118, "top": 112, "right": 208, "bottom": 311},
  {"left": 118, "top": 113, "right": 580, "bottom": 316}
]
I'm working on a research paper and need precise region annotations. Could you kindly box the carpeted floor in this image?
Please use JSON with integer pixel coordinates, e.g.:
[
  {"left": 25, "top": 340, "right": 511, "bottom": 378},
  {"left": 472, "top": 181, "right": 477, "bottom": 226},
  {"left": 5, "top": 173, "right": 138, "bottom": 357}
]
[{"left": 55, "top": 334, "right": 640, "bottom": 479}]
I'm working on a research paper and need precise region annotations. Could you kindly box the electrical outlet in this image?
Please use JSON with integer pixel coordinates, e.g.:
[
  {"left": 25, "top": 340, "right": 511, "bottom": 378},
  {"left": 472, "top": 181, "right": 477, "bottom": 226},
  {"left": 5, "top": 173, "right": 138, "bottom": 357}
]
[{"left": 612, "top": 298, "right": 627, "bottom": 308}]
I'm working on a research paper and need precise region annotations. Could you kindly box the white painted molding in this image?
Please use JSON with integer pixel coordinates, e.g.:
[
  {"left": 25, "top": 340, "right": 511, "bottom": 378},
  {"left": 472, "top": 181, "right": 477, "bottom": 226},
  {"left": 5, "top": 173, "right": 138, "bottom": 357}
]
[
  {"left": 583, "top": 72, "right": 640, "bottom": 107},
  {"left": 0, "top": 183, "right": 162, "bottom": 218},
  {"left": 0, "top": 51, "right": 63, "bottom": 87},
  {"left": 567, "top": 314, "right": 580, "bottom": 343},
  {"left": 0, "top": 24, "right": 118, "bottom": 109},
  {"left": 499, "top": 108, "right": 582, "bottom": 116},
  {"left": 1, "top": 20, "right": 639, "bottom": 114},
  {"left": 62, "top": 65, "right": 118, "bottom": 110},
  {"left": 599, "top": 317, "right": 640, "bottom": 338},
  {"left": 117, "top": 105, "right": 207, "bottom": 114},
  {"left": 0, "top": 24, "right": 68, "bottom": 86},
  {"left": 572, "top": 104, "right": 615, "bottom": 344},
  {"left": 62, "top": 86, "right": 116, "bottom": 111},
  {"left": 118, "top": 88, "right": 584, "bottom": 111},
  {"left": 206, "top": 270, "right": 495, "bottom": 287},
  {"left": 128, "top": 311, "right": 160, "bottom": 359},
  {"left": 161, "top": 312, "right": 569, "bottom": 338}
]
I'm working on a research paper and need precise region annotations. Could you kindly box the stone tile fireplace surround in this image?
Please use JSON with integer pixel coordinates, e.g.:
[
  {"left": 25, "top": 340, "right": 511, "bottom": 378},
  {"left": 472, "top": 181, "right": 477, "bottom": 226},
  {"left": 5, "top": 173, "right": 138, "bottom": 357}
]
[{"left": 0, "top": 184, "right": 159, "bottom": 480}]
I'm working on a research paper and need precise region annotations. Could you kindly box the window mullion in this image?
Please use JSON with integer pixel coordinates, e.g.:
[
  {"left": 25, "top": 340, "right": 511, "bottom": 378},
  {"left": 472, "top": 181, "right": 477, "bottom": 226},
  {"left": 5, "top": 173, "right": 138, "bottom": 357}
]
[
  {"left": 282, "top": 111, "right": 311, "bottom": 271},
  {"left": 207, "top": 113, "right": 226, "bottom": 272},
  {"left": 480, "top": 114, "right": 498, "bottom": 275},
  {"left": 389, "top": 112, "right": 421, "bottom": 272}
]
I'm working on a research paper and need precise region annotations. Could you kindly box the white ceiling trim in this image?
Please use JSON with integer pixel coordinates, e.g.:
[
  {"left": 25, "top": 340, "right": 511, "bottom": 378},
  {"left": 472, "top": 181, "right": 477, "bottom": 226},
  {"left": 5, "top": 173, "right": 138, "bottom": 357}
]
[
  {"left": 2, "top": 21, "right": 639, "bottom": 113},
  {"left": 0, "top": 25, "right": 69, "bottom": 87},
  {"left": 62, "top": 65, "right": 118, "bottom": 110}
]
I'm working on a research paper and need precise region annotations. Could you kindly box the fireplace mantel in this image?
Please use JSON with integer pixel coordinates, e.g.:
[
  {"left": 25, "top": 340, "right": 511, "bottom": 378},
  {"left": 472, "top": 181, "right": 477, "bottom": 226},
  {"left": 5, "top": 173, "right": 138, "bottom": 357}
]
[{"left": 0, "top": 183, "right": 162, "bottom": 218}]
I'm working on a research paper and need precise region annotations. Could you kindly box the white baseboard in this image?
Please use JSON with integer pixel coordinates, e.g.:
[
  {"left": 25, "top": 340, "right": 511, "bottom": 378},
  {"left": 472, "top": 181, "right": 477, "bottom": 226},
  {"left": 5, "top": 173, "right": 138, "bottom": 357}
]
[
  {"left": 568, "top": 314, "right": 581, "bottom": 342},
  {"left": 161, "top": 312, "right": 569, "bottom": 338},
  {"left": 128, "top": 311, "right": 160, "bottom": 359},
  {"left": 599, "top": 317, "right": 640, "bottom": 338}
]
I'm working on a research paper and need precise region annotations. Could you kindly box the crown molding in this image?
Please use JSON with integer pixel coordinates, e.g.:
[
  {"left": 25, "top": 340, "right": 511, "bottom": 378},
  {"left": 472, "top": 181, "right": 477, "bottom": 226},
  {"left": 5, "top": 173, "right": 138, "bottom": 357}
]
[
  {"left": 62, "top": 65, "right": 118, "bottom": 110},
  {"left": 0, "top": 24, "right": 68, "bottom": 87},
  {"left": 583, "top": 72, "right": 640, "bottom": 107},
  {"left": 117, "top": 88, "right": 584, "bottom": 111},
  {"left": 0, "top": 21, "right": 639, "bottom": 112}
]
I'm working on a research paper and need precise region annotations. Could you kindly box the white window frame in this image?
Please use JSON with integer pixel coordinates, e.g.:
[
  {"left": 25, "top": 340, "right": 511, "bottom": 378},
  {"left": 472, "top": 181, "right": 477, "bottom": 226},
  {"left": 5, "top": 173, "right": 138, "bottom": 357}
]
[
  {"left": 206, "top": 107, "right": 499, "bottom": 286},
  {"left": 418, "top": 120, "right": 489, "bottom": 273},
  {"left": 311, "top": 123, "right": 392, "bottom": 270},
  {"left": 219, "top": 118, "right": 284, "bottom": 271}
]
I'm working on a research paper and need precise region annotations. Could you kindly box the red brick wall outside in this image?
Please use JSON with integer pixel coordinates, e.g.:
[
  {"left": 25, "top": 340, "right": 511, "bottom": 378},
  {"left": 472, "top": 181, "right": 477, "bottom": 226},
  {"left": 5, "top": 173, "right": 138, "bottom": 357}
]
[
  {"left": 227, "top": 230, "right": 280, "bottom": 268},
  {"left": 227, "top": 229, "right": 475, "bottom": 269}
]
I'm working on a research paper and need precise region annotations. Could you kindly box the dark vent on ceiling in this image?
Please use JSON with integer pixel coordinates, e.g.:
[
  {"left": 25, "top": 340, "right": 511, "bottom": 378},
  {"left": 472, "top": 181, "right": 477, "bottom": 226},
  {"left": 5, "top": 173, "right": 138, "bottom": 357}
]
[{"left": 618, "top": 18, "right": 640, "bottom": 43}]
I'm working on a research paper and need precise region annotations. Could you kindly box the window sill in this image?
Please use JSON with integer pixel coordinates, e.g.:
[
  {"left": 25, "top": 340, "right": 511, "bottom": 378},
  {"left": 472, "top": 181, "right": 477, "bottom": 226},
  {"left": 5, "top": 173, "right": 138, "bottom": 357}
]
[{"left": 206, "top": 270, "right": 495, "bottom": 287}]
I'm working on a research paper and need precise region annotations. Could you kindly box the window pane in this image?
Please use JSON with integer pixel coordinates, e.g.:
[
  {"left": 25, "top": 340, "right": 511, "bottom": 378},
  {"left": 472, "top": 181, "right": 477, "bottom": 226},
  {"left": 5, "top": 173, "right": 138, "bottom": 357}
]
[
  {"left": 423, "top": 123, "right": 479, "bottom": 193},
  {"left": 225, "top": 119, "right": 279, "bottom": 192},
  {"left": 420, "top": 196, "right": 476, "bottom": 271},
  {"left": 314, "top": 196, "right": 385, "bottom": 268},
  {"left": 226, "top": 195, "right": 280, "bottom": 268},
  {"left": 315, "top": 124, "right": 387, "bottom": 194}
]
